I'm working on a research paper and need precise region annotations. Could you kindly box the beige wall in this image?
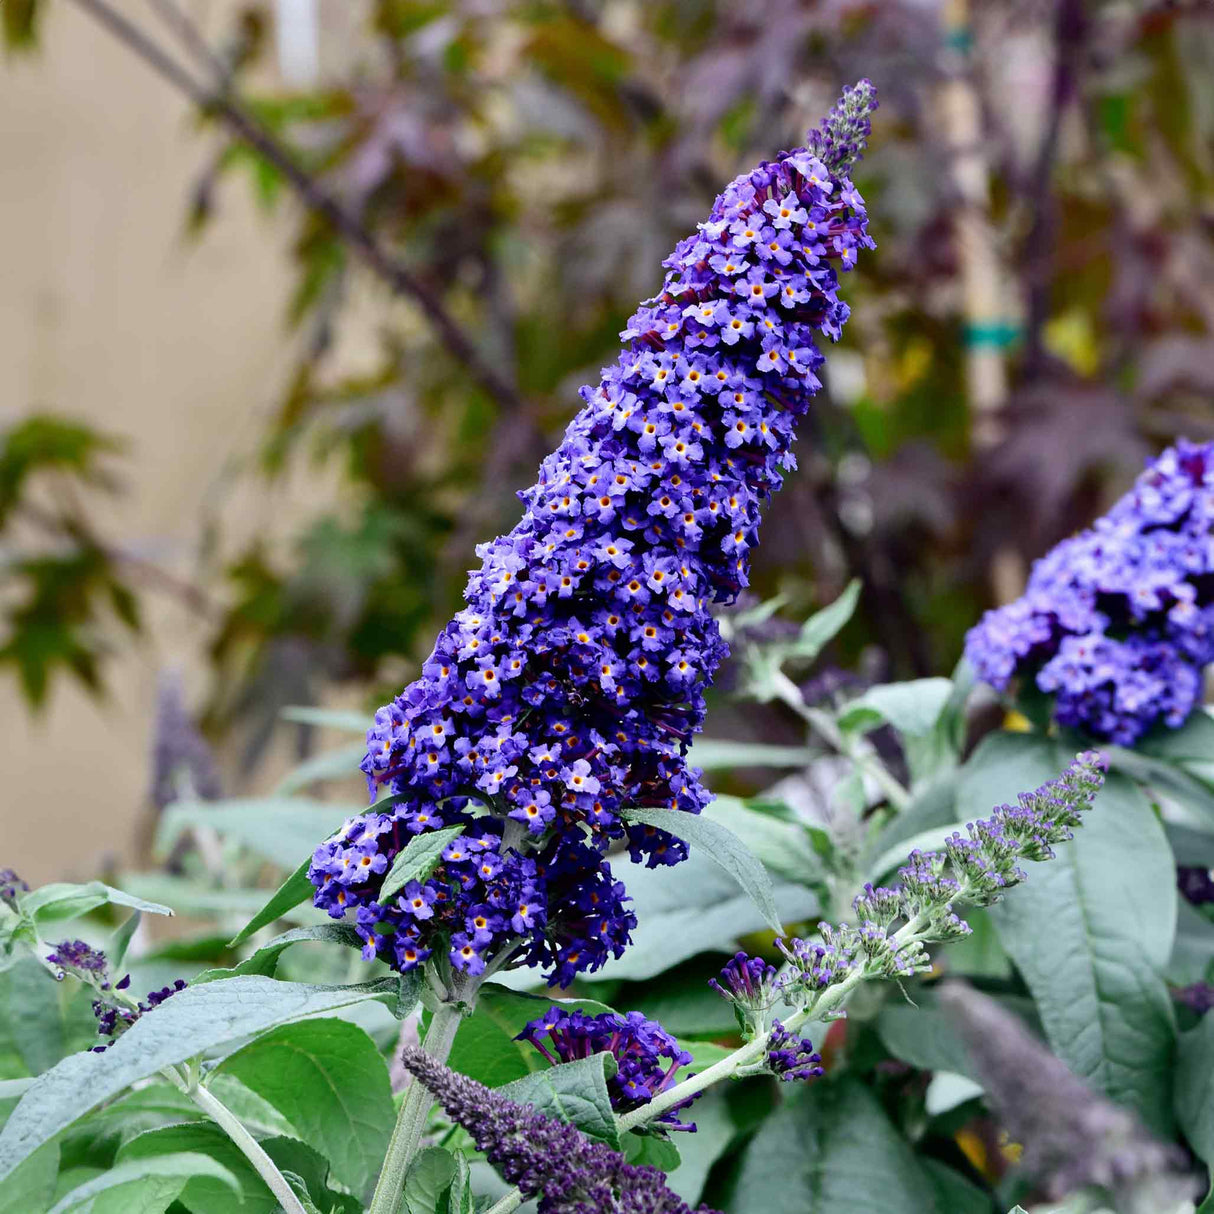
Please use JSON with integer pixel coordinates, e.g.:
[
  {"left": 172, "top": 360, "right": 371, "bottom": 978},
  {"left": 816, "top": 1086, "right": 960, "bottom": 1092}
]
[{"left": 0, "top": 1, "right": 317, "bottom": 883}]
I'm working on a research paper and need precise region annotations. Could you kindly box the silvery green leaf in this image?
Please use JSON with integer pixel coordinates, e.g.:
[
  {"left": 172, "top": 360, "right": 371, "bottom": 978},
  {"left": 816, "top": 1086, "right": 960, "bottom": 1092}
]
[
  {"left": 280, "top": 706, "right": 372, "bottom": 733},
  {"left": 47, "top": 1152, "right": 239, "bottom": 1214},
  {"left": 20, "top": 882, "right": 173, "bottom": 923},
  {"left": 0, "top": 975, "right": 398, "bottom": 1182},
  {"left": 195, "top": 922, "right": 363, "bottom": 984},
  {"left": 156, "top": 798, "right": 360, "bottom": 872},
  {"left": 498, "top": 1053, "right": 619, "bottom": 1149},
  {"left": 622, "top": 806, "right": 783, "bottom": 933},
  {"left": 379, "top": 825, "right": 466, "bottom": 903},
  {"left": 213, "top": 1017, "right": 394, "bottom": 1195},
  {"left": 976, "top": 733, "right": 1178, "bottom": 1135}
]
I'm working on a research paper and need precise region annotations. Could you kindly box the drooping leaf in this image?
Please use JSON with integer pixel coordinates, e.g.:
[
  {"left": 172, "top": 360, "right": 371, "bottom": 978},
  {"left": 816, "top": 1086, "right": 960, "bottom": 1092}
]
[
  {"left": 837, "top": 678, "right": 955, "bottom": 737},
  {"left": 227, "top": 859, "right": 316, "bottom": 948},
  {"left": 703, "top": 797, "right": 826, "bottom": 888},
  {"left": 194, "top": 923, "right": 363, "bottom": 984},
  {"left": 213, "top": 1017, "right": 395, "bottom": 1195},
  {"left": 20, "top": 882, "right": 173, "bottom": 924},
  {"left": 0, "top": 975, "right": 398, "bottom": 1181},
  {"left": 0, "top": 956, "right": 98, "bottom": 1079},
  {"left": 498, "top": 1053, "right": 620, "bottom": 1150},
  {"left": 581, "top": 848, "right": 817, "bottom": 982},
  {"left": 622, "top": 807, "right": 783, "bottom": 934}
]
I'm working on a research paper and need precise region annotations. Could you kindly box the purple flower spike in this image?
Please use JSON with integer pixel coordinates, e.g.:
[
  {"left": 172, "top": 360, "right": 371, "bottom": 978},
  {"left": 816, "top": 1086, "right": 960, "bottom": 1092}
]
[
  {"left": 308, "top": 82, "right": 877, "bottom": 986},
  {"left": 965, "top": 439, "right": 1214, "bottom": 744}
]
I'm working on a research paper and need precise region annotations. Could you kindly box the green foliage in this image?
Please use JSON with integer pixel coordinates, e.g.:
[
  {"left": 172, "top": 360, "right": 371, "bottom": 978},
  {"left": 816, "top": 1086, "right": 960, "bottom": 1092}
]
[{"left": 214, "top": 1018, "right": 395, "bottom": 1195}]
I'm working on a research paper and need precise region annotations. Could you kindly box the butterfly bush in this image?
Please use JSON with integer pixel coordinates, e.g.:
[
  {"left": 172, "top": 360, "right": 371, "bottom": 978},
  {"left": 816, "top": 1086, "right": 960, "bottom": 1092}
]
[
  {"left": 401, "top": 1047, "right": 718, "bottom": 1214},
  {"left": 965, "top": 440, "right": 1214, "bottom": 744},
  {"left": 518, "top": 1007, "right": 700, "bottom": 1129},
  {"left": 308, "top": 82, "right": 877, "bottom": 986}
]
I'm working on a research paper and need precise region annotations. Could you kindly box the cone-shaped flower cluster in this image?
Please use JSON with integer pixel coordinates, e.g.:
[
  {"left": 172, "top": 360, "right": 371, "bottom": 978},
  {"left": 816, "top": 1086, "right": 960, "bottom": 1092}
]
[
  {"left": 309, "top": 85, "right": 877, "bottom": 985},
  {"left": 765, "top": 1019, "right": 824, "bottom": 1082},
  {"left": 965, "top": 440, "right": 1214, "bottom": 744},
  {"left": 401, "top": 1047, "right": 719, "bottom": 1214},
  {"left": 518, "top": 1007, "right": 699, "bottom": 1129}
]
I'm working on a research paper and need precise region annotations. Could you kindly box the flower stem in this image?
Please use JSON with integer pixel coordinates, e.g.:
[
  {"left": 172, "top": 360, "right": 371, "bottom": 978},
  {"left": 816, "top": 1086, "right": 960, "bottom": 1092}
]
[
  {"left": 483, "top": 1190, "right": 524, "bottom": 1214},
  {"left": 368, "top": 999, "right": 465, "bottom": 1214},
  {"left": 771, "top": 671, "right": 911, "bottom": 811},
  {"left": 163, "top": 1067, "right": 307, "bottom": 1214},
  {"left": 615, "top": 967, "right": 869, "bottom": 1134}
]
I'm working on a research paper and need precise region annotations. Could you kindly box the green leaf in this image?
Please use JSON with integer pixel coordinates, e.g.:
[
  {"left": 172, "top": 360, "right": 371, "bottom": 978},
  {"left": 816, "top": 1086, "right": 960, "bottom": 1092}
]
[
  {"left": 380, "top": 826, "right": 466, "bottom": 903},
  {"left": 213, "top": 1017, "right": 395, "bottom": 1195},
  {"left": 0, "top": 1141, "right": 57, "bottom": 1214},
  {"left": 1104, "top": 745, "right": 1214, "bottom": 832},
  {"left": 274, "top": 744, "right": 368, "bottom": 794},
  {"left": 116, "top": 1123, "right": 279, "bottom": 1214},
  {"left": 20, "top": 882, "right": 173, "bottom": 923},
  {"left": 703, "top": 797, "right": 826, "bottom": 887},
  {"left": 404, "top": 1147, "right": 457, "bottom": 1214},
  {"left": 621, "top": 807, "right": 783, "bottom": 934},
  {"left": 1137, "top": 708, "right": 1214, "bottom": 762},
  {"left": 661, "top": 1089, "right": 733, "bottom": 1205},
  {"left": 263, "top": 1137, "right": 361, "bottom": 1214},
  {"left": 838, "top": 678, "right": 955, "bottom": 736},
  {"left": 157, "top": 798, "right": 360, "bottom": 871},
  {"left": 194, "top": 923, "right": 363, "bottom": 984},
  {"left": 62, "top": 1084, "right": 202, "bottom": 1150},
  {"left": 581, "top": 848, "right": 817, "bottom": 982},
  {"left": 977, "top": 734, "right": 1178, "bottom": 1134},
  {"left": 1176, "top": 1013, "right": 1214, "bottom": 1169},
  {"left": 446, "top": 984, "right": 615, "bottom": 1088},
  {"left": 622, "top": 1132, "right": 681, "bottom": 1172},
  {"left": 227, "top": 859, "right": 315, "bottom": 948},
  {"left": 686, "top": 740, "right": 814, "bottom": 771},
  {"left": 108, "top": 912, "right": 142, "bottom": 971},
  {"left": 498, "top": 1054, "right": 620, "bottom": 1149},
  {"left": 728, "top": 1077, "right": 940, "bottom": 1213},
  {"left": 280, "top": 707, "right": 371, "bottom": 733},
  {"left": 787, "top": 579, "right": 861, "bottom": 661},
  {"left": 46, "top": 1152, "right": 239, "bottom": 1214},
  {"left": 0, "top": 975, "right": 398, "bottom": 1182},
  {"left": 0, "top": 956, "right": 98, "bottom": 1078},
  {"left": 922, "top": 1159, "right": 990, "bottom": 1213}
]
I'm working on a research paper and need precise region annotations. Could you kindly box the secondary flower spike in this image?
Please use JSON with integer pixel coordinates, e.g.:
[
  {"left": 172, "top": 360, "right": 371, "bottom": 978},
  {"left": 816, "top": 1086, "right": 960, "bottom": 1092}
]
[
  {"left": 965, "top": 440, "right": 1214, "bottom": 744},
  {"left": 310, "top": 83, "right": 877, "bottom": 985},
  {"left": 401, "top": 1047, "right": 719, "bottom": 1214}
]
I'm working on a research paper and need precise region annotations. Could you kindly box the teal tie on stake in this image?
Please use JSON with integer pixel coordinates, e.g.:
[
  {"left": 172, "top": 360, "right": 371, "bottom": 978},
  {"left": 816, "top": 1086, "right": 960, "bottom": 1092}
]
[{"left": 963, "top": 321, "right": 1023, "bottom": 350}]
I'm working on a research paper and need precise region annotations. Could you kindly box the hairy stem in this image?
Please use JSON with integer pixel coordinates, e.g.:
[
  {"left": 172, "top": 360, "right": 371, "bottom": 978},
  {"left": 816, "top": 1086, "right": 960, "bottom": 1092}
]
[
  {"left": 368, "top": 999, "right": 465, "bottom": 1214},
  {"left": 772, "top": 671, "right": 911, "bottom": 811},
  {"left": 483, "top": 1190, "right": 525, "bottom": 1214},
  {"left": 163, "top": 1067, "right": 308, "bottom": 1214}
]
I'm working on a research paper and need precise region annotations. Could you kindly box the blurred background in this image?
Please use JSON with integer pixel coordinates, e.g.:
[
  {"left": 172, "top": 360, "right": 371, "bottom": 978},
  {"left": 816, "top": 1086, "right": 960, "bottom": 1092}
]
[{"left": 1, "top": 0, "right": 1211, "bottom": 884}]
